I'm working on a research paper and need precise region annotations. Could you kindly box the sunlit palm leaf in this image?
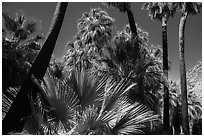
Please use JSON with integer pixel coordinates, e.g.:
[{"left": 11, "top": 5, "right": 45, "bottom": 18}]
[
  {"left": 111, "top": 103, "right": 159, "bottom": 135},
  {"left": 74, "top": 105, "right": 117, "bottom": 135},
  {"left": 38, "top": 71, "right": 79, "bottom": 131},
  {"left": 98, "top": 77, "right": 136, "bottom": 113},
  {"left": 67, "top": 68, "right": 108, "bottom": 109},
  {"left": 2, "top": 87, "right": 19, "bottom": 120},
  {"left": 15, "top": 10, "right": 26, "bottom": 26}
]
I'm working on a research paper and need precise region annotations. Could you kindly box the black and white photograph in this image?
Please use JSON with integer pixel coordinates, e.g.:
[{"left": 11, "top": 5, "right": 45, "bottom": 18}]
[{"left": 1, "top": 1, "right": 202, "bottom": 135}]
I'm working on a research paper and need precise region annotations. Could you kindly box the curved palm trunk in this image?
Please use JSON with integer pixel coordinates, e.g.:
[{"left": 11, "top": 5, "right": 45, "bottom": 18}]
[
  {"left": 2, "top": 2, "right": 68, "bottom": 134},
  {"left": 162, "top": 16, "right": 170, "bottom": 134},
  {"left": 179, "top": 12, "right": 190, "bottom": 135},
  {"left": 126, "top": 8, "right": 140, "bottom": 60}
]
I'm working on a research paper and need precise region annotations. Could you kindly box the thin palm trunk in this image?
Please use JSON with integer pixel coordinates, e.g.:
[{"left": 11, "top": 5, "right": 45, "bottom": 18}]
[
  {"left": 162, "top": 16, "right": 170, "bottom": 134},
  {"left": 126, "top": 8, "right": 139, "bottom": 60},
  {"left": 126, "top": 8, "right": 137, "bottom": 37},
  {"left": 2, "top": 3, "right": 68, "bottom": 134},
  {"left": 179, "top": 12, "right": 190, "bottom": 135}
]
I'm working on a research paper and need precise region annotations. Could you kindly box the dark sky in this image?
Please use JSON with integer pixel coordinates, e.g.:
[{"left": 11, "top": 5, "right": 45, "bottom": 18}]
[{"left": 2, "top": 2, "right": 202, "bottom": 81}]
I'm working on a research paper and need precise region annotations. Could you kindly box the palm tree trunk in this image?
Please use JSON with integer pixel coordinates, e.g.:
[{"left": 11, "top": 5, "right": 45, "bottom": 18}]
[
  {"left": 126, "top": 8, "right": 137, "bottom": 37},
  {"left": 179, "top": 12, "right": 190, "bottom": 135},
  {"left": 126, "top": 8, "right": 139, "bottom": 60},
  {"left": 30, "top": 2, "right": 68, "bottom": 79},
  {"left": 162, "top": 16, "right": 170, "bottom": 134},
  {"left": 2, "top": 3, "right": 68, "bottom": 134}
]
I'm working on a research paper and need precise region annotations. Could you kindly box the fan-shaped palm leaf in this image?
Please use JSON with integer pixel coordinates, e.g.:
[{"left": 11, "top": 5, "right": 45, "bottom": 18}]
[
  {"left": 111, "top": 103, "right": 159, "bottom": 135},
  {"left": 74, "top": 105, "right": 114, "bottom": 135},
  {"left": 97, "top": 77, "right": 136, "bottom": 113},
  {"left": 38, "top": 71, "right": 79, "bottom": 131},
  {"left": 72, "top": 78, "right": 137, "bottom": 135},
  {"left": 66, "top": 68, "right": 108, "bottom": 110}
]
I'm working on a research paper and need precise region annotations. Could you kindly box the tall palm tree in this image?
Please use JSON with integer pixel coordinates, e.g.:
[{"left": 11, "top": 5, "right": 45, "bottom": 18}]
[
  {"left": 142, "top": 2, "right": 177, "bottom": 133},
  {"left": 2, "top": 2, "right": 68, "bottom": 134},
  {"left": 63, "top": 8, "right": 115, "bottom": 72},
  {"left": 102, "top": 24, "right": 165, "bottom": 113},
  {"left": 175, "top": 2, "right": 202, "bottom": 135},
  {"left": 103, "top": 2, "right": 140, "bottom": 60}
]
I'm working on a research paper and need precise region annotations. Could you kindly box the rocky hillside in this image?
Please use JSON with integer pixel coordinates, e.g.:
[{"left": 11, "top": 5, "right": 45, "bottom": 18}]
[{"left": 186, "top": 61, "right": 202, "bottom": 100}]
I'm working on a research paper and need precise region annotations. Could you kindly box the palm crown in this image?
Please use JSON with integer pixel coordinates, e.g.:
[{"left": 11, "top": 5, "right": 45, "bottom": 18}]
[
  {"left": 3, "top": 10, "right": 41, "bottom": 41},
  {"left": 175, "top": 2, "right": 201, "bottom": 14},
  {"left": 77, "top": 8, "right": 115, "bottom": 49},
  {"left": 142, "top": 2, "right": 177, "bottom": 21}
]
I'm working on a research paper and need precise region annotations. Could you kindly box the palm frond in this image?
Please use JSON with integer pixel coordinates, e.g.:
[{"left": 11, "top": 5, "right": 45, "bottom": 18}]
[
  {"left": 15, "top": 10, "right": 26, "bottom": 26},
  {"left": 24, "top": 18, "right": 40, "bottom": 34},
  {"left": 176, "top": 2, "right": 202, "bottom": 15},
  {"left": 77, "top": 7, "right": 115, "bottom": 47},
  {"left": 2, "top": 87, "right": 19, "bottom": 120},
  {"left": 142, "top": 2, "right": 177, "bottom": 21},
  {"left": 2, "top": 11, "right": 18, "bottom": 33},
  {"left": 103, "top": 2, "right": 131, "bottom": 13},
  {"left": 37, "top": 71, "right": 79, "bottom": 131},
  {"left": 99, "top": 77, "right": 136, "bottom": 113},
  {"left": 67, "top": 68, "right": 108, "bottom": 109},
  {"left": 111, "top": 103, "right": 159, "bottom": 135}
]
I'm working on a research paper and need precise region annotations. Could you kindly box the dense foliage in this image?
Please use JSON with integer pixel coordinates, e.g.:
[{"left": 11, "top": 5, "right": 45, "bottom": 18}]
[
  {"left": 2, "top": 2, "right": 202, "bottom": 135},
  {"left": 2, "top": 11, "right": 44, "bottom": 91}
]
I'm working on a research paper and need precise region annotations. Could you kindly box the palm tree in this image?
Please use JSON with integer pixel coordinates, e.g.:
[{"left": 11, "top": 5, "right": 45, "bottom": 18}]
[
  {"left": 167, "top": 80, "right": 202, "bottom": 134},
  {"left": 2, "top": 10, "right": 41, "bottom": 41},
  {"left": 104, "top": 24, "right": 164, "bottom": 112},
  {"left": 175, "top": 2, "right": 202, "bottom": 135},
  {"left": 2, "top": 11, "right": 44, "bottom": 91},
  {"left": 103, "top": 2, "right": 140, "bottom": 60},
  {"left": 77, "top": 8, "right": 115, "bottom": 48},
  {"left": 142, "top": 2, "right": 177, "bottom": 133},
  {"left": 2, "top": 2, "right": 68, "bottom": 134},
  {"left": 63, "top": 8, "right": 115, "bottom": 72}
]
